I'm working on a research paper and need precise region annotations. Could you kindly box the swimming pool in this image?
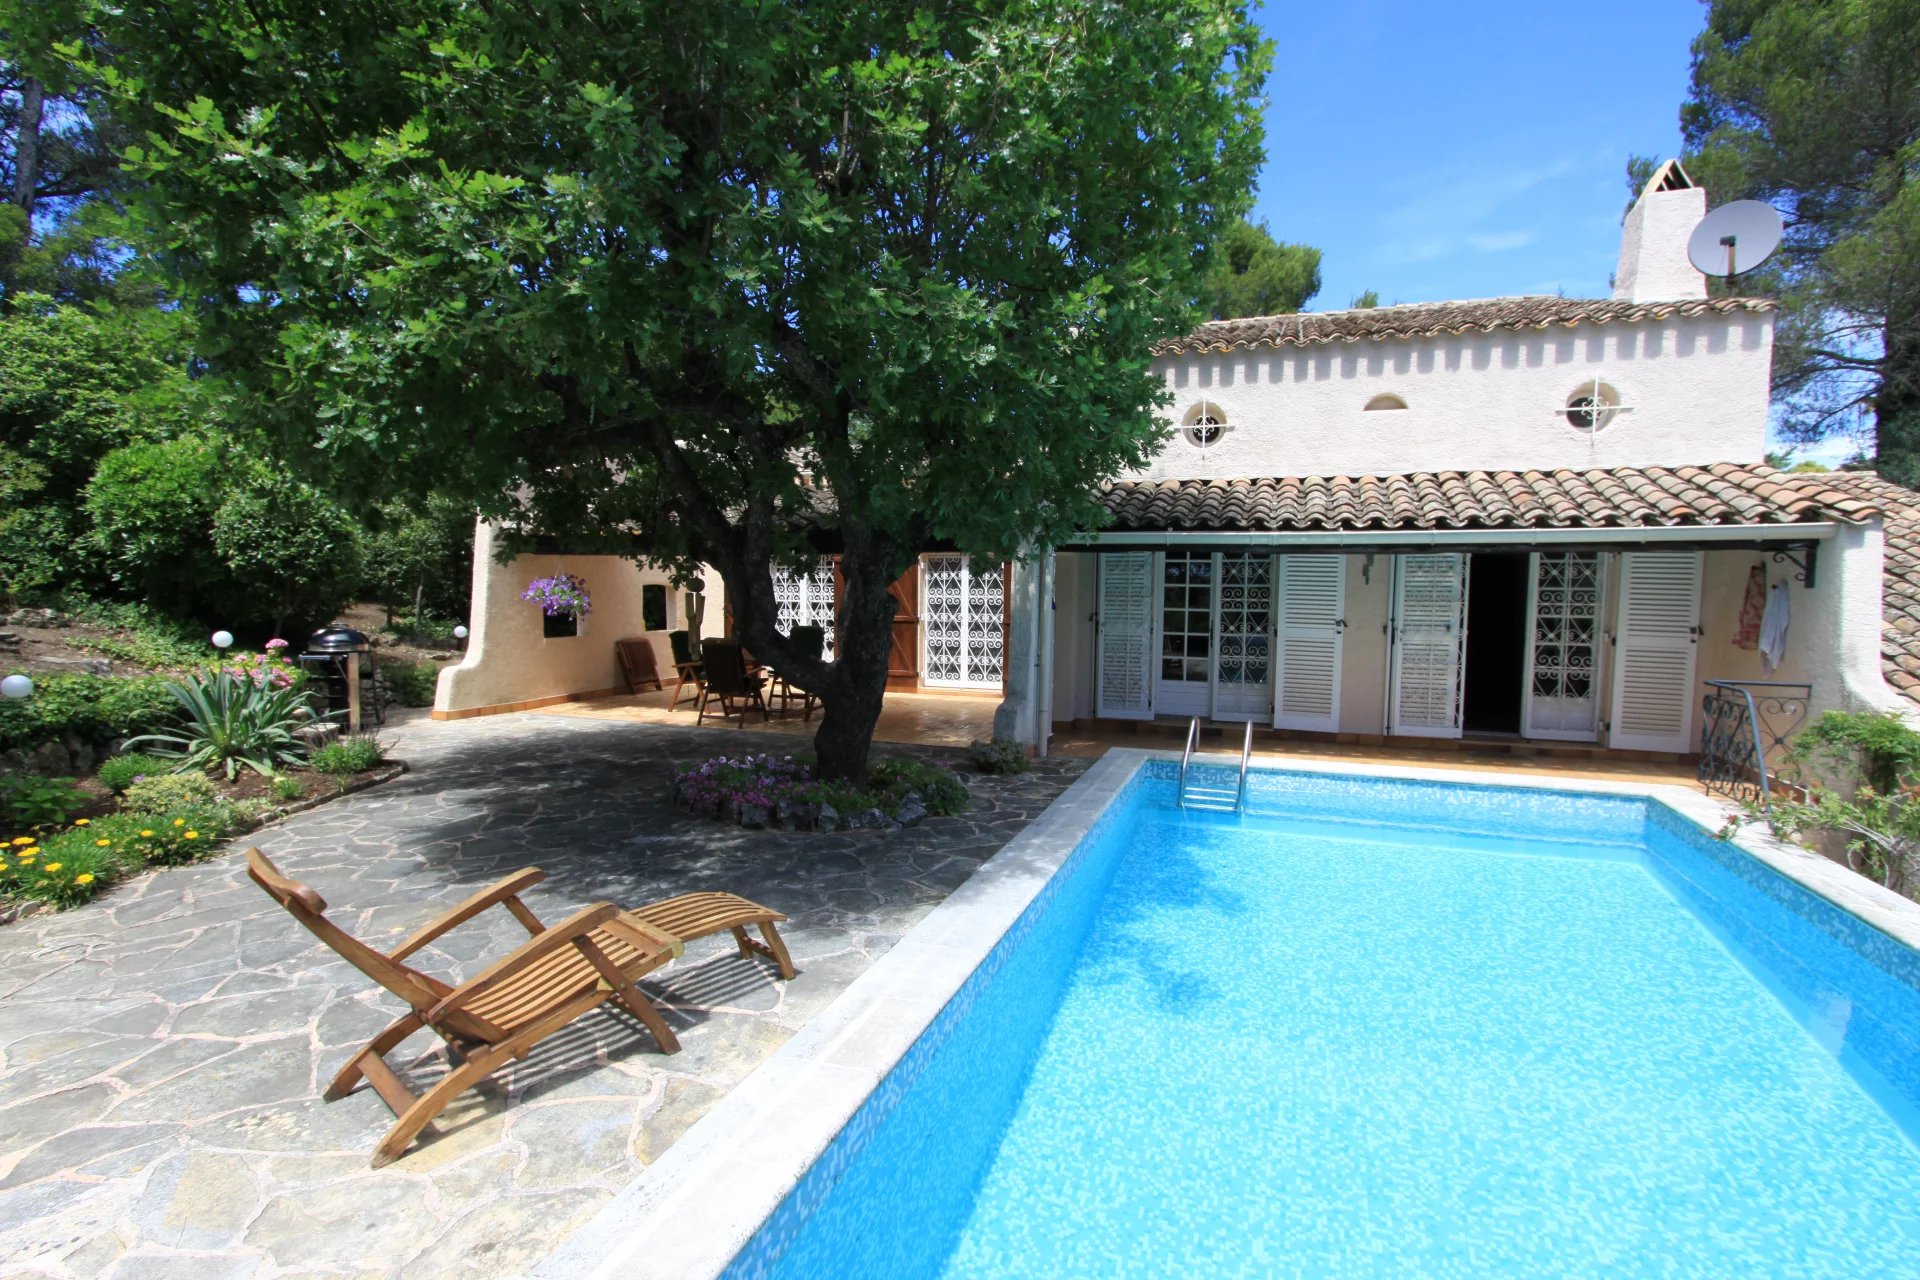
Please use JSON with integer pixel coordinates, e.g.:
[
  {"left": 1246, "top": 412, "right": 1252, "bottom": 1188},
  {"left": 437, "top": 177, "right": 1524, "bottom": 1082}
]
[{"left": 537, "top": 754, "right": 1920, "bottom": 1279}]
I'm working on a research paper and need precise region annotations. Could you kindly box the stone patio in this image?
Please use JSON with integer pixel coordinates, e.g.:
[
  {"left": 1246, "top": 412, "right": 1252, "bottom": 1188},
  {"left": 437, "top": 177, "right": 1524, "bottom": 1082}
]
[{"left": 0, "top": 713, "right": 1084, "bottom": 1279}]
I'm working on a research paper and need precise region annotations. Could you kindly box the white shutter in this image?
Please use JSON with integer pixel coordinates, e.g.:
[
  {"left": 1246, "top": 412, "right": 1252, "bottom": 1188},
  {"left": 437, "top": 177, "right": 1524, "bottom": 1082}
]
[
  {"left": 1390, "top": 553, "right": 1468, "bottom": 738},
  {"left": 1095, "top": 552, "right": 1154, "bottom": 720},
  {"left": 1608, "top": 551, "right": 1703, "bottom": 752},
  {"left": 1273, "top": 555, "right": 1345, "bottom": 731}
]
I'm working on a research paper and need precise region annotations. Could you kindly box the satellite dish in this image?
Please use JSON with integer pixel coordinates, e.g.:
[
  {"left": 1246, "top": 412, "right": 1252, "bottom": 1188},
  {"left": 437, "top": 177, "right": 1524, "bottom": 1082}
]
[{"left": 1687, "top": 200, "right": 1783, "bottom": 279}]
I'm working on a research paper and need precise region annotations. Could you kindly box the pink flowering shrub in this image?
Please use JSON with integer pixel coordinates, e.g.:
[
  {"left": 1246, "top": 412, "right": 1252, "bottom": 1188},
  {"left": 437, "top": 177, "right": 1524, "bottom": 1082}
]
[
  {"left": 673, "top": 753, "right": 810, "bottom": 817},
  {"left": 221, "top": 647, "right": 303, "bottom": 690}
]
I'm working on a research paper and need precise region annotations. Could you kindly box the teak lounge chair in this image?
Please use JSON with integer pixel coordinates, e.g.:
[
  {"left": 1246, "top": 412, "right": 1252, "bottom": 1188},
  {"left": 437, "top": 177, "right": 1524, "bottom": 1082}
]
[
  {"left": 246, "top": 848, "right": 796, "bottom": 1166},
  {"left": 696, "top": 639, "right": 770, "bottom": 726}
]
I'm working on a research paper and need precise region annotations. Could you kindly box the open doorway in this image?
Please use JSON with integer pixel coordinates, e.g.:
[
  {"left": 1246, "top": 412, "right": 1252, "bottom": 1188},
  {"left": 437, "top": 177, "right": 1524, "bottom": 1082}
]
[{"left": 1462, "top": 552, "right": 1528, "bottom": 735}]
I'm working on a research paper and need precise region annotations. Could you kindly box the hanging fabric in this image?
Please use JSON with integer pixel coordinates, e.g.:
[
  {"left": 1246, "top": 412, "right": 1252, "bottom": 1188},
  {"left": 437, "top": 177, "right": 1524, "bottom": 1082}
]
[
  {"left": 1733, "top": 563, "right": 1765, "bottom": 650},
  {"left": 1758, "top": 580, "right": 1792, "bottom": 674}
]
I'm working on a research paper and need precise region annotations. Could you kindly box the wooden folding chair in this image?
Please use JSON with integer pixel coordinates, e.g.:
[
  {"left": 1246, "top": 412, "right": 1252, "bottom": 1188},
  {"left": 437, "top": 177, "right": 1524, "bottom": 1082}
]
[
  {"left": 616, "top": 637, "right": 664, "bottom": 694},
  {"left": 697, "top": 639, "right": 770, "bottom": 725},
  {"left": 668, "top": 629, "right": 705, "bottom": 710},
  {"left": 246, "top": 849, "right": 794, "bottom": 1166}
]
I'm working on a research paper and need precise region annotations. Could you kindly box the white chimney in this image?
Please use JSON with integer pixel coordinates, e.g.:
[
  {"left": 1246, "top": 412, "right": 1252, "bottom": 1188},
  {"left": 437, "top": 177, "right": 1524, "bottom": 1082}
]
[{"left": 1614, "top": 159, "right": 1707, "bottom": 302}]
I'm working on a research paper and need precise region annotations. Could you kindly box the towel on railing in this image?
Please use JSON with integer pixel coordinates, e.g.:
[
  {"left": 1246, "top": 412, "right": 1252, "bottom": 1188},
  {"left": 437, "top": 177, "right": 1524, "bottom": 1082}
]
[{"left": 1759, "top": 580, "right": 1791, "bottom": 674}]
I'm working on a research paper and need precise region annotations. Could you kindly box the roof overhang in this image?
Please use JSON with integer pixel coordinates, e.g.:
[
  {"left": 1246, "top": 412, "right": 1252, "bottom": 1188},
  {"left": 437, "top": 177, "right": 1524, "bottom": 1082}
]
[{"left": 1066, "top": 522, "right": 1839, "bottom": 555}]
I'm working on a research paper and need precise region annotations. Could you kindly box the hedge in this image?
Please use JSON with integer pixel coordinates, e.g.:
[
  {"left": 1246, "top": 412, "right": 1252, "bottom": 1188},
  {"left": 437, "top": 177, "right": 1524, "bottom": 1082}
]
[{"left": 0, "top": 673, "right": 177, "bottom": 752}]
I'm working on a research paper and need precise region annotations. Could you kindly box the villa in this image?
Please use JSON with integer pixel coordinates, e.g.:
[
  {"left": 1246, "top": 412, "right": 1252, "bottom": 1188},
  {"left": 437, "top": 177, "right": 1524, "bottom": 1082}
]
[{"left": 434, "top": 161, "right": 1912, "bottom": 773}]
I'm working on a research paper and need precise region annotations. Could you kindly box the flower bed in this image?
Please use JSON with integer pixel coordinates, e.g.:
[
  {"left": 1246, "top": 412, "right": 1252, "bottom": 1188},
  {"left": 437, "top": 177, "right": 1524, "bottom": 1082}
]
[{"left": 670, "top": 752, "right": 969, "bottom": 832}]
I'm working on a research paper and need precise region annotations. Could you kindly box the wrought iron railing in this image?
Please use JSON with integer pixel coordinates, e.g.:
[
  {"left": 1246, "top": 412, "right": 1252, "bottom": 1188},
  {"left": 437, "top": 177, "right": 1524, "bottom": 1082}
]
[{"left": 1699, "top": 680, "right": 1812, "bottom": 806}]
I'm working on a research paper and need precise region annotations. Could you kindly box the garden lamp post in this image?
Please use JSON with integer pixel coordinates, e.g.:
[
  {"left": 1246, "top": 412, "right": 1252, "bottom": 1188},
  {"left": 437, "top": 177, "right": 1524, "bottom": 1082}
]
[
  {"left": 1, "top": 674, "right": 33, "bottom": 699},
  {"left": 211, "top": 630, "right": 235, "bottom": 650}
]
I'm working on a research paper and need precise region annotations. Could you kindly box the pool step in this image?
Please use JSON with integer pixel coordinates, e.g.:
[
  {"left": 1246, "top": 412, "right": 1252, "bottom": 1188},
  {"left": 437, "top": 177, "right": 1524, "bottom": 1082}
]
[{"left": 1180, "top": 785, "right": 1240, "bottom": 812}]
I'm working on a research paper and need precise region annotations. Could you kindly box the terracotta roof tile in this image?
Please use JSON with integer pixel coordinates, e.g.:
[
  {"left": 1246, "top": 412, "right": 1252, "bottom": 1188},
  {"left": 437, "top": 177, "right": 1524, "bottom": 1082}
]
[
  {"left": 1099, "top": 462, "right": 1877, "bottom": 534},
  {"left": 1804, "top": 471, "right": 1920, "bottom": 708},
  {"left": 1155, "top": 295, "right": 1777, "bottom": 356}
]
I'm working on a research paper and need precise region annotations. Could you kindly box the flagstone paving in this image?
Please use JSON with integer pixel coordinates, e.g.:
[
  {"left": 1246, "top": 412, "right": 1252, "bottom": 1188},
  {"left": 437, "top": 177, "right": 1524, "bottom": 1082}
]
[{"left": 0, "top": 712, "right": 1085, "bottom": 1279}]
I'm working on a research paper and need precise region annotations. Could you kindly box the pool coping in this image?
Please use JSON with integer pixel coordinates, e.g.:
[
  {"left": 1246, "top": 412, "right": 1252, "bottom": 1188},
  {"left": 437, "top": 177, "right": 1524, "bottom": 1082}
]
[{"left": 528, "top": 750, "right": 1920, "bottom": 1280}]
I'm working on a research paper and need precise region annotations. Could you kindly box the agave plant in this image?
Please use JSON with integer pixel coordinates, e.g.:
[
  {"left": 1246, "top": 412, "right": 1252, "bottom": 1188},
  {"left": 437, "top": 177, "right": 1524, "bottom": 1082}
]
[{"left": 126, "top": 672, "right": 316, "bottom": 780}]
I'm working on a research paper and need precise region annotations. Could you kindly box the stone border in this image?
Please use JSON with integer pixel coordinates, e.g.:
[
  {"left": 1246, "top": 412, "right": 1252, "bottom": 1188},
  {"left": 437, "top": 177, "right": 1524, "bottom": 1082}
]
[{"left": 528, "top": 750, "right": 1920, "bottom": 1280}]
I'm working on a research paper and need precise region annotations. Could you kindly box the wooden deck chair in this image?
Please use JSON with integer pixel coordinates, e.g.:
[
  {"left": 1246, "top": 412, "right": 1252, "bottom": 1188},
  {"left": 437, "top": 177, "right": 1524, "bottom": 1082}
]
[
  {"left": 768, "top": 624, "right": 823, "bottom": 722},
  {"left": 616, "top": 637, "right": 664, "bottom": 694},
  {"left": 246, "top": 848, "right": 795, "bottom": 1166},
  {"left": 697, "top": 639, "right": 769, "bottom": 726}
]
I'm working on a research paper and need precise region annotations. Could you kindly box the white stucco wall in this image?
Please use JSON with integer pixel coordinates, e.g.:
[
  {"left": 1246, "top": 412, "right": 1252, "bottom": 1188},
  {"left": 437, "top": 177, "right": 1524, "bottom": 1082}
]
[
  {"left": 435, "top": 521, "right": 726, "bottom": 716},
  {"left": 1137, "top": 311, "right": 1772, "bottom": 481}
]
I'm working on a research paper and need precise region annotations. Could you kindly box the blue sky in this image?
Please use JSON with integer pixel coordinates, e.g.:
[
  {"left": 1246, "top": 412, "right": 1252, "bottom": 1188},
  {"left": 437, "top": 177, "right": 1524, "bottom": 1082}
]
[{"left": 1251, "top": 0, "right": 1707, "bottom": 312}]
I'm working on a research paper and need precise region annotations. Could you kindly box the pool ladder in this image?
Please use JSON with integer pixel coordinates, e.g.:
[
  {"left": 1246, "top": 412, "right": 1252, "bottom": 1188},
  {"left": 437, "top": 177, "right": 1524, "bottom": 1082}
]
[{"left": 1178, "top": 718, "right": 1252, "bottom": 813}]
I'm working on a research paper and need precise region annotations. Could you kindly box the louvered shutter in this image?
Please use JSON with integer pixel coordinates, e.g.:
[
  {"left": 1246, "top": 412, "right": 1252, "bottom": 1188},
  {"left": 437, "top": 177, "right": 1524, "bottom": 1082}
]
[
  {"left": 1390, "top": 554, "right": 1468, "bottom": 738},
  {"left": 1095, "top": 552, "right": 1154, "bottom": 720},
  {"left": 1607, "top": 551, "right": 1703, "bottom": 751},
  {"left": 1273, "top": 555, "right": 1345, "bottom": 731}
]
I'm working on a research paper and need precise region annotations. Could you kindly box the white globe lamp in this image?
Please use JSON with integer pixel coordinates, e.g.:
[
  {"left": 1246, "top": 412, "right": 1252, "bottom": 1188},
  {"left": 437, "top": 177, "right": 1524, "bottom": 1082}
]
[
  {"left": 211, "top": 630, "right": 235, "bottom": 650},
  {"left": 453, "top": 625, "right": 469, "bottom": 640},
  {"left": 0, "top": 674, "right": 32, "bottom": 699}
]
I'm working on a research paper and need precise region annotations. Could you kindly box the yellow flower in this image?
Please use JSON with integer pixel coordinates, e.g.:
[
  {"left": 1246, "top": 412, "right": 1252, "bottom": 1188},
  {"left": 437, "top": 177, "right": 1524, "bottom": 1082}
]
[
  {"left": 41, "top": 862, "right": 61, "bottom": 873},
  {"left": 140, "top": 829, "right": 154, "bottom": 838},
  {"left": 75, "top": 873, "right": 94, "bottom": 886},
  {"left": 172, "top": 819, "right": 185, "bottom": 828},
  {"left": 18, "top": 852, "right": 34, "bottom": 861},
  {"left": 184, "top": 831, "right": 199, "bottom": 840},
  {"left": 95, "top": 838, "right": 111, "bottom": 848},
  {"left": 10, "top": 836, "right": 31, "bottom": 846},
  {"left": 74, "top": 819, "right": 89, "bottom": 827}
]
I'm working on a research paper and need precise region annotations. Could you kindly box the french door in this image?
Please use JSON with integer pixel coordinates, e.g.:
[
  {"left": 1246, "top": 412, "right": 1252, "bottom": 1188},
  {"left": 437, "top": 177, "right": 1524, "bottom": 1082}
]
[
  {"left": 771, "top": 557, "right": 838, "bottom": 661},
  {"left": 1155, "top": 551, "right": 1215, "bottom": 717},
  {"left": 1523, "top": 552, "right": 1605, "bottom": 740},
  {"left": 920, "top": 554, "right": 1006, "bottom": 690},
  {"left": 1390, "top": 553, "right": 1469, "bottom": 738},
  {"left": 1213, "top": 553, "right": 1275, "bottom": 720}
]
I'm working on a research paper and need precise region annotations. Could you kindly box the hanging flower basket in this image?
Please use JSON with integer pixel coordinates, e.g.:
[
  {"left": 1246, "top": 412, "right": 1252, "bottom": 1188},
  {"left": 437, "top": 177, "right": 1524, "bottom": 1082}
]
[{"left": 522, "top": 574, "right": 593, "bottom": 618}]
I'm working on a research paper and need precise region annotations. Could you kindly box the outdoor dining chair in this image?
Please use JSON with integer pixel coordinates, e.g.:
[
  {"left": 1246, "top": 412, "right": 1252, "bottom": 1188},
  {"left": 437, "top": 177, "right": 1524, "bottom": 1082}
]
[
  {"left": 668, "top": 629, "right": 705, "bottom": 709},
  {"left": 696, "top": 639, "right": 770, "bottom": 725},
  {"left": 767, "top": 624, "right": 823, "bottom": 721},
  {"left": 246, "top": 848, "right": 794, "bottom": 1166}
]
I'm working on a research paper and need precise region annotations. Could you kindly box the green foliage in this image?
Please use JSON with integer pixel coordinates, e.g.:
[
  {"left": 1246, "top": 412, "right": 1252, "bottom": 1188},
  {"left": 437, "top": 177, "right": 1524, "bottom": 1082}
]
[
  {"left": 361, "top": 495, "right": 475, "bottom": 622},
  {"left": 81, "top": 805, "right": 247, "bottom": 869},
  {"left": 269, "top": 772, "right": 303, "bottom": 803},
  {"left": 965, "top": 738, "right": 1032, "bottom": 775},
  {"left": 1349, "top": 290, "right": 1381, "bottom": 310},
  {"left": 0, "top": 827, "right": 118, "bottom": 907},
  {"left": 867, "top": 757, "right": 969, "bottom": 816},
  {"left": 84, "top": 0, "right": 1270, "bottom": 780},
  {"left": 312, "top": 734, "right": 384, "bottom": 780},
  {"left": 378, "top": 660, "right": 439, "bottom": 707},
  {"left": 211, "top": 471, "right": 366, "bottom": 635},
  {"left": 119, "top": 770, "right": 219, "bottom": 813},
  {"left": 1784, "top": 709, "right": 1920, "bottom": 794},
  {"left": 1204, "top": 220, "right": 1321, "bottom": 319},
  {"left": 86, "top": 439, "right": 366, "bottom": 634},
  {"left": 125, "top": 672, "right": 314, "bottom": 779},
  {"left": 95, "top": 751, "right": 174, "bottom": 793},
  {"left": 0, "top": 774, "right": 90, "bottom": 827},
  {"left": 1757, "top": 709, "right": 1920, "bottom": 900},
  {"left": 1673, "top": 0, "right": 1920, "bottom": 475},
  {"left": 0, "top": 672, "right": 175, "bottom": 751}
]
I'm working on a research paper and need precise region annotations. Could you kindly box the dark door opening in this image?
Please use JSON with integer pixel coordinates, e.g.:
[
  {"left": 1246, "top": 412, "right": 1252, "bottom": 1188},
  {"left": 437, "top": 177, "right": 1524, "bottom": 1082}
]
[{"left": 1462, "top": 552, "right": 1529, "bottom": 735}]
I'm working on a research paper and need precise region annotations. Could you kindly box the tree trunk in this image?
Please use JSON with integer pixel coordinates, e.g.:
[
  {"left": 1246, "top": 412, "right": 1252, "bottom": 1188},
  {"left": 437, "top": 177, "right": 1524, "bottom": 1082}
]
[
  {"left": 808, "top": 549, "right": 899, "bottom": 782},
  {"left": 12, "top": 78, "right": 43, "bottom": 214}
]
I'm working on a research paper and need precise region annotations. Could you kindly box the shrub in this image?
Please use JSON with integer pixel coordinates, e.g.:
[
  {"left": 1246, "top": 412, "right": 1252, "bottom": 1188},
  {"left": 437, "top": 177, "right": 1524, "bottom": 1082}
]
[
  {"left": 0, "top": 774, "right": 91, "bottom": 828},
  {"left": 270, "top": 773, "right": 303, "bottom": 803},
  {"left": 1756, "top": 710, "right": 1920, "bottom": 902},
  {"left": 379, "top": 660, "right": 439, "bottom": 708},
  {"left": 210, "top": 472, "right": 365, "bottom": 636},
  {"left": 121, "top": 771, "right": 219, "bottom": 813},
  {"left": 0, "top": 673, "right": 177, "bottom": 753},
  {"left": 84, "top": 437, "right": 231, "bottom": 610},
  {"left": 313, "top": 734, "right": 385, "bottom": 780},
  {"left": 126, "top": 672, "right": 314, "bottom": 779},
  {"left": 868, "top": 758, "right": 969, "bottom": 816},
  {"left": 88, "top": 806, "right": 244, "bottom": 868},
  {"left": 1785, "top": 710, "right": 1920, "bottom": 794},
  {"left": 360, "top": 494, "right": 476, "bottom": 623},
  {"left": 96, "top": 752, "right": 175, "bottom": 793},
  {"left": 965, "top": 738, "right": 1031, "bottom": 775}
]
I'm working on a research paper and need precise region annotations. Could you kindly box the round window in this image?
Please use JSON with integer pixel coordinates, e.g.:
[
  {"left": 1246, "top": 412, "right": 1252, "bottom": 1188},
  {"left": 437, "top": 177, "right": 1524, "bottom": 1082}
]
[
  {"left": 1563, "top": 382, "right": 1621, "bottom": 432},
  {"left": 1182, "top": 401, "right": 1227, "bottom": 448}
]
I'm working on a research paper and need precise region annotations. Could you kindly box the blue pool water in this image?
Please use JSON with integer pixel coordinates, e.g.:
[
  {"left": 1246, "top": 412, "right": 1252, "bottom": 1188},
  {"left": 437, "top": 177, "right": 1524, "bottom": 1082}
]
[{"left": 729, "top": 766, "right": 1920, "bottom": 1278}]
